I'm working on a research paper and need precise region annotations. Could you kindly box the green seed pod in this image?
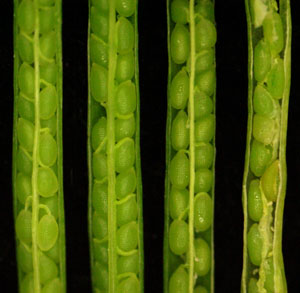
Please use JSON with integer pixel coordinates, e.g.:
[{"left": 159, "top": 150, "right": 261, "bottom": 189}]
[
  {"left": 194, "top": 192, "right": 212, "bottom": 232},
  {"left": 253, "top": 85, "right": 274, "bottom": 116},
  {"left": 90, "top": 7, "right": 109, "bottom": 41},
  {"left": 169, "top": 187, "right": 189, "bottom": 220},
  {"left": 117, "top": 17, "right": 134, "bottom": 54},
  {"left": 252, "top": 114, "right": 276, "bottom": 145},
  {"left": 249, "top": 139, "right": 272, "bottom": 177},
  {"left": 37, "top": 214, "right": 59, "bottom": 251},
  {"left": 264, "top": 257, "right": 275, "bottom": 292},
  {"left": 195, "top": 68, "right": 215, "bottom": 96},
  {"left": 169, "top": 266, "right": 188, "bottom": 293},
  {"left": 195, "top": 1, "right": 215, "bottom": 22},
  {"left": 254, "top": 40, "right": 271, "bottom": 82},
  {"left": 17, "top": 147, "right": 32, "bottom": 176},
  {"left": 40, "top": 63, "right": 57, "bottom": 85},
  {"left": 115, "top": 115, "right": 135, "bottom": 142},
  {"left": 194, "top": 168, "right": 213, "bottom": 193},
  {"left": 171, "top": 0, "right": 189, "bottom": 24},
  {"left": 117, "top": 253, "right": 139, "bottom": 275},
  {"left": 92, "top": 182, "right": 108, "bottom": 218},
  {"left": 116, "top": 167, "right": 137, "bottom": 199},
  {"left": 194, "top": 238, "right": 211, "bottom": 276},
  {"left": 39, "top": 132, "right": 57, "bottom": 167},
  {"left": 90, "top": 63, "right": 108, "bottom": 103},
  {"left": 16, "top": 172, "right": 32, "bottom": 205},
  {"left": 20, "top": 273, "right": 34, "bottom": 293},
  {"left": 19, "top": 63, "right": 35, "bottom": 97},
  {"left": 17, "top": 0, "right": 35, "bottom": 34},
  {"left": 40, "top": 194, "right": 59, "bottom": 219},
  {"left": 16, "top": 209, "right": 32, "bottom": 244},
  {"left": 92, "top": 0, "right": 108, "bottom": 12},
  {"left": 116, "top": 0, "right": 136, "bottom": 17},
  {"left": 171, "top": 110, "right": 189, "bottom": 151},
  {"left": 117, "top": 276, "right": 139, "bottom": 293},
  {"left": 247, "top": 223, "right": 262, "bottom": 266},
  {"left": 194, "top": 90, "right": 213, "bottom": 120},
  {"left": 115, "top": 138, "right": 135, "bottom": 173},
  {"left": 93, "top": 262, "right": 108, "bottom": 291},
  {"left": 263, "top": 12, "right": 284, "bottom": 56},
  {"left": 41, "top": 278, "right": 62, "bottom": 293},
  {"left": 18, "top": 95, "right": 35, "bottom": 122},
  {"left": 90, "top": 36, "right": 108, "bottom": 68},
  {"left": 92, "top": 212, "right": 108, "bottom": 240},
  {"left": 195, "top": 17, "right": 216, "bottom": 51},
  {"left": 115, "top": 52, "right": 135, "bottom": 83},
  {"left": 117, "top": 221, "right": 138, "bottom": 252},
  {"left": 92, "top": 117, "right": 107, "bottom": 151},
  {"left": 17, "top": 118, "right": 34, "bottom": 152},
  {"left": 267, "top": 58, "right": 285, "bottom": 99},
  {"left": 40, "top": 32, "right": 56, "bottom": 62},
  {"left": 18, "top": 34, "right": 34, "bottom": 64},
  {"left": 170, "top": 24, "right": 190, "bottom": 64},
  {"left": 93, "top": 241, "right": 108, "bottom": 264},
  {"left": 170, "top": 69, "right": 189, "bottom": 110},
  {"left": 18, "top": 243, "right": 33, "bottom": 273},
  {"left": 194, "top": 285, "right": 208, "bottom": 293},
  {"left": 169, "top": 151, "right": 190, "bottom": 190},
  {"left": 195, "top": 142, "right": 214, "bottom": 169},
  {"left": 248, "top": 278, "right": 258, "bottom": 293},
  {"left": 195, "top": 49, "right": 215, "bottom": 74},
  {"left": 195, "top": 114, "right": 215, "bottom": 143},
  {"left": 37, "top": 167, "right": 58, "bottom": 198},
  {"left": 39, "top": 7, "right": 55, "bottom": 34},
  {"left": 40, "top": 115, "right": 57, "bottom": 136},
  {"left": 39, "top": 252, "right": 58, "bottom": 285},
  {"left": 248, "top": 180, "right": 263, "bottom": 222},
  {"left": 45, "top": 238, "right": 60, "bottom": 263},
  {"left": 261, "top": 160, "right": 279, "bottom": 202},
  {"left": 116, "top": 81, "right": 136, "bottom": 116},
  {"left": 117, "top": 196, "right": 138, "bottom": 226},
  {"left": 92, "top": 152, "right": 107, "bottom": 179},
  {"left": 169, "top": 219, "right": 189, "bottom": 255}
]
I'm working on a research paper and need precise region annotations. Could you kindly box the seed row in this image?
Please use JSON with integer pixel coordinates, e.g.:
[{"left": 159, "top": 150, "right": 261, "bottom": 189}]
[
  {"left": 166, "top": 0, "right": 216, "bottom": 292},
  {"left": 14, "top": 0, "right": 65, "bottom": 292},
  {"left": 89, "top": 0, "right": 141, "bottom": 292}
]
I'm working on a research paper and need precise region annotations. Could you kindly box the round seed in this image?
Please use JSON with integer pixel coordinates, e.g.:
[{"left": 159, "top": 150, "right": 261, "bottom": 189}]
[
  {"left": 169, "top": 151, "right": 190, "bottom": 190},
  {"left": 264, "top": 257, "right": 275, "bottom": 292},
  {"left": 117, "top": 17, "right": 134, "bottom": 54},
  {"left": 254, "top": 40, "right": 271, "bottom": 82},
  {"left": 40, "top": 115, "right": 57, "bottom": 136},
  {"left": 116, "top": 0, "right": 136, "bottom": 17},
  {"left": 170, "top": 24, "right": 190, "bottom": 64},
  {"left": 261, "top": 160, "right": 279, "bottom": 202},
  {"left": 17, "top": 0, "right": 35, "bottom": 33},
  {"left": 19, "top": 63, "right": 35, "bottom": 97},
  {"left": 20, "top": 273, "right": 34, "bottom": 293},
  {"left": 16, "top": 209, "right": 32, "bottom": 245},
  {"left": 92, "top": 152, "right": 107, "bottom": 180},
  {"left": 16, "top": 173, "right": 32, "bottom": 205},
  {"left": 93, "top": 262, "right": 108, "bottom": 291},
  {"left": 41, "top": 278, "right": 62, "bottom": 293},
  {"left": 37, "top": 214, "right": 59, "bottom": 251},
  {"left": 90, "top": 63, "right": 108, "bottom": 103},
  {"left": 169, "top": 219, "right": 189, "bottom": 255},
  {"left": 115, "top": 138, "right": 135, "bottom": 173},
  {"left": 116, "top": 81, "right": 136, "bottom": 116},
  {"left": 194, "top": 238, "right": 211, "bottom": 276},
  {"left": 39, "top": 252, "right": 58, "bottom": 285},
  {"left": 18, "top": 95, "right": 35, "bottom": 122},
  {"left": 17, "top": 118, "right": 34, "bottom": 152},
  {"left": 40, "top": 63, "right": 57, "bottom": 85},
  {"left": 252, "top": 114, "right": 276, "bottom": 145},
  {"left": 249, "top": 139, "right": 272, "bottom": 177},
  {"left": 92, "top": 182, "right": 108, "bottom": 218},
  {"left": 248, "top": 180, "right": 263, "bottom": 222},
  {"left": 195, "top": 68, "right": 215, "bottom": 96},
  {"left": 37, "top": 167, "right": 58, "bottom": 198},
  {"left": 195, "top": 1, "right": 215, "bottom": 22},
  {"left": 115, "top": 115, "right": 135, "bottom": 142},
  {"left": 247, "top": 223, "right": 262, "bottom": 266},
  {"left": 171, "top": 0, "right": 189, "bottom": 24},
  {"left": 40, "top": 86, "right": 57, "bottom": 120},
  {"left": 195, "top": 114, "right": 215, "bottom": 143},
  {"left": 39, "top": 132, "right": 57, "bottom": 166},
  {"left": 93, "top": 241, "right": 108, "bottom": 265},
  {"left": 253, "top": 85, "right": 274, "bottom": 116},
  {"left": 18, "top": 243, "right": 33, "bottom": 273},
  {"left": 195, "top": 17, "right": 216, "bottom": 51},
  {"left": 92, "top": 212, "right": 108, "bottom": 240},
  {"left": 92, "top": 117, "right": 107, "bottom": 151},
  {"left": 45, "top": 240, "right": 59, "bottom": 263},
  {"left": 194, "top": 169, "right": 213, "bottom": 193},
  {"left": 194, "top": 192, "right": 212, "bottom": 232},
  {"left": 116, "top": 52, "right": 135, "bottom": 83},
  {"left": 117, "top": 253, "right": 139, "bottom": 275},
  {"left": 117, "top": 221, "right": 138, "bottom": 252},
  {"left": 117, "top": 276, "right": 139, "bottom": 293},
  {"left": 171, "top": 110, "right": 189, "bottom": 151},
  {"left": 248, "top": 278, "right": 258, "bottom": 293},
  {"left": 18, "top": 34, "right": 34, "bottom": 64},
  {"left": 90, "top": 36, "right": 108, "bottom": 68},
  {"left": 267, "top": 58, "right": 285, "bottom": 99},
  {"left": 195, "top": 142, "right": 214, "bottom": 169},
  {"left": 92, "top": 0, "right": 108, "bottom": 12},
  {"left": 116, "top": 167, "right": 137, "bottom": 199},
  {"left": 39, "top": 7, "right": 55, "bottom": 34},
  {"left": 17, "top": 147, "right": 32, "bottom": 176},
  {"left": 170, "top": 69, "right": 189, "bottom": 110},
  {"left": 169, "top": 187, "right": 189, "bottom": 220},
  {"left": 169, "top": 266, "right": 188, "bottom": 293},
  {"left": 90, "top": 7, "right": 109, "bottom": 41},
  {"left": 40, "top": 194, "right": 59, "bottom": 219},
  {"left": 194, "top": 90, "right": 213, "bottom": 120},
  {"left": 117, "top": 196, "right": 138, "bottom": 226}
]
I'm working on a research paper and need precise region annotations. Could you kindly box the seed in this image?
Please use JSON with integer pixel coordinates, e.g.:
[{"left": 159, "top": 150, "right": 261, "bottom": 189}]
[
  {"left": 93, "top": 262, "right": 109, "bottom": 291},
  {"left": 90, "top": 36, "right": 108, "bottom": 68},
  {"left": 90, "top": 7, "right": 109, "bottom": 41},
  {"left": 17, "top": 118, "right": 34, "bottom": 152},
  {"left": 93, "top": 241, "right": 108, "bottom": 265},
  {"left": 92, "top": 182, "right": 108, "bottom": 218},
  {"left": 195, "top": 142, "right": 214, "bottom": 169},
  {"left": 193, "top": 90, "right": 213, "bottom": 120},
  {"left": 247, "top": 223, "right": 262, "bottom": 266},
  {"left": 116, "top": 0, "right": 136, "bottom": 18},
  {"left": 39, "top": 7, "right": 55, "bottom": 34},
  {"left": 248, "top": 278, "right": 258, "bottom": 293},
  {"left": 117, "top": 221, "right": 138, "bottom": 252},
  {"left": 40, "top": 32, "right": 57, "bottom": 62},
  {"left": 17, "top": 147, "right": 33, "bottom": 176},
  {"left": 40, "top": 63, "right": 57, "bottom": 85},
  {"left": 195, "top": 114, "right": 215, "bottom": 143},
  {"left": 18, "top": 95, "right": 35, "bottom": 122},
  {"left": 248, "top": 180, "right": 263, "bottom": 222},
  {"left": 261, "top": 160, "right": 279, "bottom": 202},
  {"left": 194, "top": 49, "right": 215, "bottom": 74},
  {"left": 41, "top": 278, "right": 62, "bottom": 293},
  {"left": 39, "top": 132, "right": 57, "bottom": 167},
  {"left": 16, "top": 173, "right": 32, "bottom": 205},
  {"left": 170, "top": 69, "right": 189, "bottom": 110},
  {"left": 195, "top": 17, "right": 216, "bottom": 51},
  {"left": 37, "top": 214, "right": 58, "bottom": 251},
  {"left": 169, "top": 151, "right": 190, "bottom": 190},
  {"left": 169, "top": 219, "right": 189, "bottom": 255},
  {"left": 39, "top": 0, "right": 55, "bottom": 5},
  {"left": 252, "top": 114, "right": 276, "bottom": 145},
  {"left": 195, "top": 1, "right": 215, "bottom": 22},
  {"left": 115, "top": 138, "right": 135, "bottom": 173},
  {"left": 115, "top": 115, "right": 135, "bottom": 142},
  {"left": 195, "top": 67, "right": 215, "bottom": 96},
  {"left": 117, "top": 276, "right": 139, "bottom": 293},
  {"left": 18, "top": 63, "right": 35, "bottom": 98},
  {"left": 20, "top": 273, "right": 34, "bottom": 293},
  {"left": 92, "top": 117, "right": 107, "bottom": 151},
  {"left": 40, "top": 115, "right": 57, "bottom": 136},
  {"left": 171, "top": 0, "right": 189, "bottom": 24},
  {"left": 117, "top": 17, "right": 134, "bottom": 54},
  {"left": 115, "top": 167, "right": 137, "bottom": 199},
  {"left": 194, "top": 169, "right": 213, "bottom": 193},
  {"left": 117, "top": 196, "right": 138, "bottom": 226},
  {"left": 90, "top": 63, "right": 108, "bottom": 103},
  {"left": 170, "top": 24, "right": 190, "bottom": 64},
  {"left": 169, "top": 187, "right": 189, "bottom": 220},
  {"left": 253, "top": 85, "right": 274, "bottom": 116},
  {"left": 91, "top": 0, "right": 108, "bottom": 12},
  {"left": 267, "top": 58, "right": 285, "bottom": 99},
  {"left": 92, "top": 212, "right": 108, "bottom": 240},
  {"left": 171, "top": 110, "right": 189, "bottom": 151},
  {"left": 37, "top": 167, "right": 58, "bottom": 198},
  {"left": 40, "top": 195, "right": 59, "bottom": 220},
  {"left": 254, "top": 40, "right": 271, "bottom": 82},
  {"left": 194, "top": 238, "right": 211, "bottom": 276},
  {"left": 117, "top": 253, "right": 139, "bottom": 275},
  {"left": 169, "top": 266, "right": 188, "bottom": 293},
  {"left": 18, "top": 34, "right": 34, "bottom": 64},
  {"left": 39, "top": 252, "right": 58, "bottom": 285},
  {"left": 115, "top": 52, "right": 135, "bottom": 83},
  {"left": 194, "top": 193, "right": 212, "bottom": 232},
  {"left": 92, "top": 152, "right": 107, "bottom": 180},
  {"left": 18, "top": 243, "right": 33, "bottom": 273},
  {"left": 15, "top": 209, "right": 32, "bottom": 245},
  {"left": 115, "top": 81, "right": 136, "bottom": 116},
  {"left": 45, "top": 240, "right": 60, "bottom": 264},
  {"left": 17, "top": 0, "right": 35, "bottom": 34}
]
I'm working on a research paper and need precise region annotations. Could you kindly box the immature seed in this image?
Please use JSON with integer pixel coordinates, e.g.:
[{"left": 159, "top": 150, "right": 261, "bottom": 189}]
[
  {"left": 248, "top": 180, "right": 263, "bottom": 222},
  {"left": 193, "top": 238, "right": 211, "bottom": 276},
  {"left": 194, "top": 192, "right": 212, "bottom": 232},
  {"left": 169, "top": 219, "right": 189, "bottom": 255},
  {"left": 261, "top": 160, "right": 279, "bottom": 202},
  {"left": 169, "top": 266, "right": 189, "bottom": 293},
  {"left": 170, "top": 24, "right": 190, "bottom": 64},
  {"left": 247, "top": 223, "right": 262, "bottom": 266}
]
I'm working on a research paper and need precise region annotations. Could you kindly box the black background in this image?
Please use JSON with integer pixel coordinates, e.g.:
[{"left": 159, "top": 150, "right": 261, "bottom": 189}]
[{"left": 1, "top": 0, "right": 300, "bottom": 292}]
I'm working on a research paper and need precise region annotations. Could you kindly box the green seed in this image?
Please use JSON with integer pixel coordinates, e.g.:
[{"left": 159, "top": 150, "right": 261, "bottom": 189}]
[
  {"left": 17, "top": 147, "right": 32, "bottom": 176},
  {"left": 39, "top": 8, "right": 55, "bottom": 35},
  {"left": 117, "top": 276, "right": 139, "bottom": 293},
  {"left": 117, "top": 17, "right": 134, "bottom": 54},
  {"left": 169, "top": 187, "right": 189, "bottom": 220},
  {"left": 115, "top": 115, "right": 135, "bottom": 142},
  {"left": 16, "top": 172, "right": 32, "bottom": 205},
  {"left": 194, "top": 90, "right": 213, "bottom": 119},
  {"left": 40, "top": 195, "right": 59, "bottom": 220},
  {"left": 247, "top": 223, "right": 262, "bottom": 266},
  {"left": 45, "top": 239, "right": 60, "bottom": 264},
  {"left": 116, "top": 0, "right": 136, "bottom": 17},
  {"left": 195, "top": 142, "right": 214, "bottom": 169},
  {"left": 40, "top": 32, "right": 56, "bottom": 62},
  {"left": 169, "top": 219, "right": 189, "bottom": 255},
  {"left": 92, "top": 0, "right": 108, "bottom": 12},
  {"left": 171, "top": 0, "right": 189, "bottom": 24},
  {"left": 39, "top": 252, "right": 58, "bottom": 285},
  {"left": 18, "top": 34, "right": 34, "bottom": 64},
  {"left": 264, "top": 257, "right": 275, "bottom": 292},
  {"left": 194, "top": 169, "right": 213, "bottom": 193},
  {"left": 90, "top": 63, "right": 108, "bottom": 103},
  {"left": 90, "top": 36, "right": 108, "bottom": 68},
  {"left": 171, "top": 110, "right": 189, "bottom": 151},
  {"left": 248, "top": 180, "right": 263, "bottom": 222},
  {"left": 261, "top": 160, "right": 279, "bottom": 202},
  {"left": 115, "top": 81, "right": 136, "bottom": 116},
  {"left": 93, "top": 262, "right": 108, "bottom": 291},
  {"left": 253, "top": 85, "right": 274, "bottom": 116},
  {"left": 195, "top": 0, "right": 215, "bottom": 22},
  {"left": 170, "top": 24, "right": 190, "bottom": 64},
  {"left": 90, "top": 7, "right": 109, "bottom": 41},
  {"left": 195, "top": 67, "right": 215, "bottom": 96},
  {"left": 17, "top": 0, "right": 35, "bottom": 34},
  {"left": 93, "top": 241, "right": 108, "bottom": 265},
  {"left": 19, "top": 63, "right": 35, "bottom": 98},
  {"left": 40, "top": 63, "right": 57, "bottom": 85},
  {"left": 18, "top": 95, "right": 35, "bottom": 122},
  {"left": 40, "top": 115, "right": 57, "bottom": 136},
  {"left": 92, "top": 152, "right": 107, "bottom": 180},
  {"left": 37, "top": 167, "right": 58, "bottom": 198},
  {"left": 194, "top": 286, "right": 208, "bottom": 293},
  {"left": 92, "top": 117, "right": 107, "bottom": 151},
  {"left": 117, "top": 196, "right": 138, "bottom": 226},
  {"left": 248, "top": 278, "right": 258, "bottom": 293},
  {"left": 169, "top": 266, "right": 188, "bottom": 293},
  {"left": 18, "top": 243, "right": 33, "bottom": 273},
  {"left": 267, "top": 58, "right": 285, "bottom": 99},
  {"left": 39, "top": 132, "right": 57, "bottom": 167},
  {"left": 195, "top": 17, "right": 216, "bottom": 51},
  {"left": 252, "top": 114, "right": 276, "bottom": 145},
  {"left": 194, "top": 192, "right": 212, "bottom": 232},
  {"left": 169, "top": 151, "right": 190, "bottom": 190},
  {"left": 92, "top": 182, "right": 108, "bottom": 218},
  {"left": 16, "top": 209, "right": 32, "bottom": 245},
  {"left": 115, "top": 138, "right": 135, "bottom": 173},
  {"left": 115, "top": 52, "right": 135, "bottom": 83},
  {"left": 92, "top": 212, "right": 108, "bottom": 240},
  {"left": 254, "top": 40, "right": 271, "bottom": 82},
  {"left": 116, "top": 167, "right": 137, "bottom": 199},
  {"left": 117, "top": 253, "right": 139, "bottom": 275},
  {"left": 170, "top": 69, "right": 189, "bottom": 110},
  {"left": 117, "top": 221, "right": 138, "bottom": 252},
  {"left": 37, "top": 214, "right": 59, "bottom": 251},
  {"left": 41, "top": 278, "right": 62, "bottom": 293},
  {"left": 17, "top": 118, "right": 34, "bottom": 152},
  {"left": 194, "top": 49, "right": 215, "bottom": 74},
  {"left": 195, "top": 114, "right": 215, "bottom": 143},
  {"left": 20, "top": 273, "right": 34, "bottom": 293},
  {"left": 194, "top": 238, "right": 211, "bottom": 276}
]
